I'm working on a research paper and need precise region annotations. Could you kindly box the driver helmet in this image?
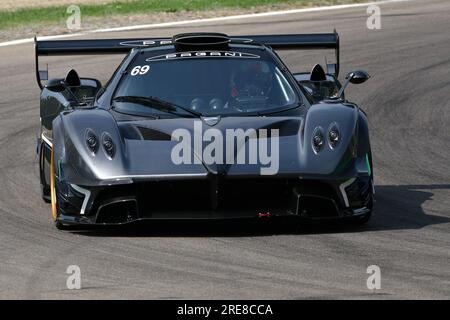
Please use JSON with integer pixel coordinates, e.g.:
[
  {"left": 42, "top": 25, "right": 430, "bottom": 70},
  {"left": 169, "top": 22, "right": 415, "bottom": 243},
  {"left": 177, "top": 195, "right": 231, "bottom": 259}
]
[{"left": 230, "top": 61, "right": 273, "bottom": 98}]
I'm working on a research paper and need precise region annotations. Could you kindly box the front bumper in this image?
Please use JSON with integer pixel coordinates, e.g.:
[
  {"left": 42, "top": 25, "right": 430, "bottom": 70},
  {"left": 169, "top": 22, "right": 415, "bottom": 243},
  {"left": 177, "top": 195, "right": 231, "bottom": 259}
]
[{"left": 55, "top": 174, "right": 373, "bottom": 226}]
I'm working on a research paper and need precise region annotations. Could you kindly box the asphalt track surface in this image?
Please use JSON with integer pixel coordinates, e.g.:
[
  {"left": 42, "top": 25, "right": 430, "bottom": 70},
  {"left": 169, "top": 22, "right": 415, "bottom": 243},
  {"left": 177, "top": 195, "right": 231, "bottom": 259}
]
[{"left": 0, "top": 0, "right": 449, "bottom": 299}]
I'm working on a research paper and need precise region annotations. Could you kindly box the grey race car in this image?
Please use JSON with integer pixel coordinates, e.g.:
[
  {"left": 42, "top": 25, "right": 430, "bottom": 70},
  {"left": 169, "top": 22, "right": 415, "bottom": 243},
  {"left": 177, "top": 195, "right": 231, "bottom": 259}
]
[{"left": 35, "top": 32, "right": 373, "bottom": 229}]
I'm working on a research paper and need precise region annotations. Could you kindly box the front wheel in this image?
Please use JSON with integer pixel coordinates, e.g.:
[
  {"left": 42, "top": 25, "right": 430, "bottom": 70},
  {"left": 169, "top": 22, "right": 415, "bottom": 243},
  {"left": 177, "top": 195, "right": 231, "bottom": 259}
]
[
  {"left": 351, "top": 189, "right": 374, "bottom": 225},
  {"left": 39, "top": 141, "right": 51, "bottom": 203},
  {"left": 50, "top": 146, "right": 70, "bottom": 230}
]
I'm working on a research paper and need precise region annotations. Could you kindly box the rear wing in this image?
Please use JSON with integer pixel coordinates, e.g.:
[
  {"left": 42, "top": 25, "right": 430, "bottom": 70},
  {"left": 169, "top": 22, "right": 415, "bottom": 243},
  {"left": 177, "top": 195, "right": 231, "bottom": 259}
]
[{"left": 35, "top": 32, "right": 339, "bottom": 89}]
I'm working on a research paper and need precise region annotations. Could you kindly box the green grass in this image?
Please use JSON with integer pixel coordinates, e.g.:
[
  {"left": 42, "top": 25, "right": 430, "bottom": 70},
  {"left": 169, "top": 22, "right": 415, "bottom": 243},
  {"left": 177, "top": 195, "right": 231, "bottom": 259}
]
[{"left": 0, "top": 0, "right": 369, "bottom": 31}]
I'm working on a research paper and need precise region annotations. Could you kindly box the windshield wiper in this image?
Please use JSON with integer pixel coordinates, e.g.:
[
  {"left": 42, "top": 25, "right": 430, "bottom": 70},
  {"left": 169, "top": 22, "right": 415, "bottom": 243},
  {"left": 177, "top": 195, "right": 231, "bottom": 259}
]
[
  {"left": 255, "top": 102, "right": 304, "bottom": 116},
  {"left": 112, "top": 95, "right": 202, "bottom": 118}
]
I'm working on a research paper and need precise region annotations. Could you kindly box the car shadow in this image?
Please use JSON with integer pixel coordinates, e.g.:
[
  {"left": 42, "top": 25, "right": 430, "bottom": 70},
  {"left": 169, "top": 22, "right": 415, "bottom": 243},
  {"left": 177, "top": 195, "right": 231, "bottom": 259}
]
[{"left": 71, "top": 184, "right": 450, "bottom": 237}]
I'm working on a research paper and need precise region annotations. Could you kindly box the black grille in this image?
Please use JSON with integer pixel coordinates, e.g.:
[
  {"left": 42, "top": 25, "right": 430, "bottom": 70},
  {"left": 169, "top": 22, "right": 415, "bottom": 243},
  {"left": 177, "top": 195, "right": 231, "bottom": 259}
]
[
  {"left": 297, "top": 195, "right": 339, "bottom": 218},
  {"left": 96, "top": 199, "right": 138, "bottom": 224},
  {"left": 222, "top": 178, "right": 292, "bottom": 211},
  {"left": 92, "top": 177, "right": 342, "bottom": 220}
]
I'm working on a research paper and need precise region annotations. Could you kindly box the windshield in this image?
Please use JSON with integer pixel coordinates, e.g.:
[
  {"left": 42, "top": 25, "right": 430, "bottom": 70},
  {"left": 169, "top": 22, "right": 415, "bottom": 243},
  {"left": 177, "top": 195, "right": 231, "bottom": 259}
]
[{"left": 112, "top": 48, "right": 299, "bottom": 117}]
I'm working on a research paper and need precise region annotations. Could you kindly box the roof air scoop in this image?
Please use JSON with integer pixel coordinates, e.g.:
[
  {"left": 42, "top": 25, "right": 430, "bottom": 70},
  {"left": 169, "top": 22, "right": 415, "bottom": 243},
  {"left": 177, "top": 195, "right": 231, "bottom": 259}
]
[{"left": 172, "top": 32, "right": 230, "bottom": 50}]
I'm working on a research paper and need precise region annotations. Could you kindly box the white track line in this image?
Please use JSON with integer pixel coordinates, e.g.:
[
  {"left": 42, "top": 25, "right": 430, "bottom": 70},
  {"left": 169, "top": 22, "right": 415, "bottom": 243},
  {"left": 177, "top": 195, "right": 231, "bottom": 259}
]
[{"left": 0, "top": 0, "right": 411, "bottom": 48}]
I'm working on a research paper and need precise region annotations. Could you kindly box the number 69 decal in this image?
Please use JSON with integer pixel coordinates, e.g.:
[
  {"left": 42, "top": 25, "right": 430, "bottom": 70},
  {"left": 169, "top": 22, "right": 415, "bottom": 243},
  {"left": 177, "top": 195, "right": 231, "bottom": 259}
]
[{"left": 130, "top": 65, "right": 150, "bottom": 76}]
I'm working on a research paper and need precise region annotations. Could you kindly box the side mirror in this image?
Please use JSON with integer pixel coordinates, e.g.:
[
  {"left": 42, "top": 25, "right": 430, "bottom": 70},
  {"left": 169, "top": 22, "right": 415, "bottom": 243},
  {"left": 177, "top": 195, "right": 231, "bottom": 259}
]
[
  {"left": 348, "top": 70, "right": 370, "bottom": 84},
  {"left": 334, "top": 70, "right": 370, "bottom": 100},
  {"left": 45, "top": 69, "right": 102, "bottom": 105},
  {"left": 46, "top": 69, "right": 81, "bottom": 92}
]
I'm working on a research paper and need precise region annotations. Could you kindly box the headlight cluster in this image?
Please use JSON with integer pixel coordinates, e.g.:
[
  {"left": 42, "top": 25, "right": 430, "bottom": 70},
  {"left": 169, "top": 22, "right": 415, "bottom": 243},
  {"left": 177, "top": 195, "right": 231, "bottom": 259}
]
[
  {"left": 328, "top": 122, "right": 340, "bottom": 149},
  {"left": 85, "top": 129, "right": 116, "bottom": 159},
  {"left": 312, "top": 127, "right": 324, "bottom": 154},
  {"left": 102, "top": 133, "right": 115, "bottom": 159},
  {"left": 311, "top": 122, "right": 340, "bottom": 154},
  {"left": 85, "top": 129, "right": 99, "bottom": 154}
]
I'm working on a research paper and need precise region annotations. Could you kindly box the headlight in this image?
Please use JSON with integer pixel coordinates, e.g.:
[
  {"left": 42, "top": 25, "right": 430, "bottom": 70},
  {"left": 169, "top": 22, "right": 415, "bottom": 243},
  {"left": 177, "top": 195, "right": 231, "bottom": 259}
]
[
  {"left": 328, "top": 123, "right": 340, "bottom": 149},
  {"left": 102, "top": 133, "right": 115, "bottom": 159},
  {"left": 312, "top": 127, "right": 324, "bottom": 154},
  {"left": 85, "top": 129, "right": 98, "bottom": 154}
]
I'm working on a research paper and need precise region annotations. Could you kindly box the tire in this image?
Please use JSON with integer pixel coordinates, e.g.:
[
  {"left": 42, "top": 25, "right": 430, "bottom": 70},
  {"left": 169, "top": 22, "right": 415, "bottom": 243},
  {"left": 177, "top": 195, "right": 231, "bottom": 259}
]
[
  {"left": 50, "top": 146, "right": 58, "bottom": 222},
  {"left": 50, "top": 146, "right": 76, "bottom": 230},
  {"left": 39, "top": 141, "right": 51, "bottom": 203},
  {"left": 351, "top": 189, "right": 374, "bottom": 225},
  {"left": 353, "top": 153, "right": 375, "bottom": 226},
  {"left": 50, "top": 146, "right": 70, "bottom": 230}
]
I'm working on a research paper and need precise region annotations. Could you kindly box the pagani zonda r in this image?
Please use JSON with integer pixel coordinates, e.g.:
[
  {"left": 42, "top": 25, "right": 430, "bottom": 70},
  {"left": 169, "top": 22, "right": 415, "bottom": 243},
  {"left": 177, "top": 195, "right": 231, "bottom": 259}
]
[{"left": 35, "top": 32, "right": 374, "bottom": 229}]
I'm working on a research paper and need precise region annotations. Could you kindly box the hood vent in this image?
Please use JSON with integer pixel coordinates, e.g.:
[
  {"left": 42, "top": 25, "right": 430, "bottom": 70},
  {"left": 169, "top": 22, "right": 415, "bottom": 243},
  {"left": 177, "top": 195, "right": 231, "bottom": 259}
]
[
  {"left": 119, "top": 124, "right": 172, "bottom": 141},
  {"left": 137, "top": 126, "right": 172, "bottom": 141}
]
